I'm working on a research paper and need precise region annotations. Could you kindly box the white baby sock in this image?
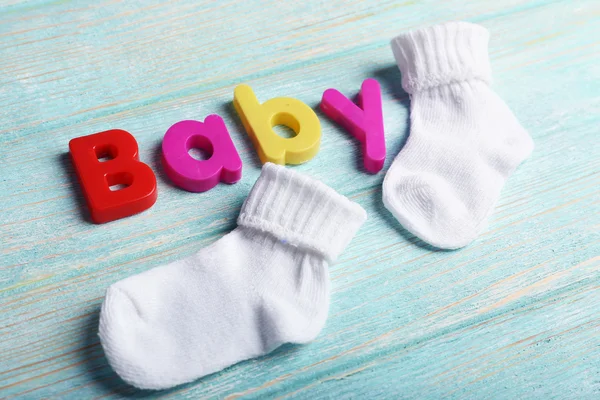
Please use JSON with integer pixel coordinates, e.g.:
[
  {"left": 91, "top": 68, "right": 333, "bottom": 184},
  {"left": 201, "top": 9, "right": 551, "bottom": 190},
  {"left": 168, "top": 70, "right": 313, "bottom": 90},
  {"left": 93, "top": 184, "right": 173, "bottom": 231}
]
[
  {"left": 383, "top": 22, "right": 534, "bottom": 249},
  {"left": 98, "top": 163, "right": 366, "bottom": 390}
]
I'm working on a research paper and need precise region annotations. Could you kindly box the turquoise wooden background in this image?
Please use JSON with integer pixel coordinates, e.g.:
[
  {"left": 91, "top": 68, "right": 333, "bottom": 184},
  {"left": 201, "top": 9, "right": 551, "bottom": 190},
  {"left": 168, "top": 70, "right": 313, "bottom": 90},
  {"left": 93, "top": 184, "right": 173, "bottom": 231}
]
[{"left": 1, "top": 0, "right": 599, "bottom": 398}]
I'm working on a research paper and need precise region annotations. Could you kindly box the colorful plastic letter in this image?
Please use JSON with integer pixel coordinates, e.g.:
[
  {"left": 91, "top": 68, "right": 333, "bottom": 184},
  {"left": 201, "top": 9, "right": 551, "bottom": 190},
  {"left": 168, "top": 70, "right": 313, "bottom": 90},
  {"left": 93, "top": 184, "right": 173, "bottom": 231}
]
[
  {"left": 161, "top": 115, "right": 242, "bottom": 192},
  {"left": 321, "top": 78, "right": 386, "bottom": 173},
  {"left": 69, "top": 129, "right": 157, "bottom": 224},
  {"left": 233, "top": 84, "right": 321, "bottom": 165}
]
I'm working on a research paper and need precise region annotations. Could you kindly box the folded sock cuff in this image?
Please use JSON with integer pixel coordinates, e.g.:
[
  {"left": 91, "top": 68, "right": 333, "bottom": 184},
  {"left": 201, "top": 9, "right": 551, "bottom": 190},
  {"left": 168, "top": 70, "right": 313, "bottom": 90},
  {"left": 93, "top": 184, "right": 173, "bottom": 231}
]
[
  {"left": 391, "top": 21, "right": 491, "bottom": 93},
  {"left": 238, "top": 163, "right": 367, "bottom": 262}
]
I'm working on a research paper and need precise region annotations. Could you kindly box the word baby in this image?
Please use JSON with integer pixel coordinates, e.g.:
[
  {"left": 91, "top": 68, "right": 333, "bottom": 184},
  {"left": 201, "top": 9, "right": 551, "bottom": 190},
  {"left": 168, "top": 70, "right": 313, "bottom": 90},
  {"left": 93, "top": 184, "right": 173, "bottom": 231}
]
[{"left": 69, "top": 80, "right": 385, "bottom": 223}]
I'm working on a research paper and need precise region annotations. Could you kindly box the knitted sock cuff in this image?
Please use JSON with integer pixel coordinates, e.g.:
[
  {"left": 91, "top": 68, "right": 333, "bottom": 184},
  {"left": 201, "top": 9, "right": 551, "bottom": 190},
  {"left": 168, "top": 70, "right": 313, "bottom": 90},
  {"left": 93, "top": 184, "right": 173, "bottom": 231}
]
[
  {"left": 238, "top": 163, "right": 367, "bottom": 263},
  {"left": 391, "top": 21, "right": 492, "bottom": 93}
]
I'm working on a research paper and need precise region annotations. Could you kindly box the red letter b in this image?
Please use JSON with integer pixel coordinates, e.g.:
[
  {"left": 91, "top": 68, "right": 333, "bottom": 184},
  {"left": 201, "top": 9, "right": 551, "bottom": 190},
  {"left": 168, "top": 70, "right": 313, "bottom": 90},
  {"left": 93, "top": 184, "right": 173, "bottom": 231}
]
[{"left": 69, "top": 129, "right": 157, "bottom": 223}]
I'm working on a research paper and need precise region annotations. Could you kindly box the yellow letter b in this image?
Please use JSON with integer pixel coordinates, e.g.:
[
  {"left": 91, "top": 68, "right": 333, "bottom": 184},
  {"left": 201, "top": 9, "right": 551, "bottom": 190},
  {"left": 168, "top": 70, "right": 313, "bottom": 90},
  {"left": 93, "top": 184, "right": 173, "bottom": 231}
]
[{"left": 233, "top": 84, "right": 321, "bottom": 165}]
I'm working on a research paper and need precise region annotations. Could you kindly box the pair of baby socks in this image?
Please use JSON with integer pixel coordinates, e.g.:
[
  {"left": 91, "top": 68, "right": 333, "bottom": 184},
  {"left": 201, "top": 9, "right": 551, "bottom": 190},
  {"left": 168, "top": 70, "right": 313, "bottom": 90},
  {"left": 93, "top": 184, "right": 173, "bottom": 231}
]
[{"left": 99, "top": 21, "right": 533, "bottom": 390}]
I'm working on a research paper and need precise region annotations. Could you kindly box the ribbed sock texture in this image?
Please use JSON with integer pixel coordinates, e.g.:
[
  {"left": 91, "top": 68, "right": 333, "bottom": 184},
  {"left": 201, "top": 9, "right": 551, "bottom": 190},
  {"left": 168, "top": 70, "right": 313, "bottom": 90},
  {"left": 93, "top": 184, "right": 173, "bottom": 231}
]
[
  {"left": 98, "top": 163, "right": 367, "bottom": 390},
  {"left": 384, "top": 21, "right": 534, "bottom": 249}
]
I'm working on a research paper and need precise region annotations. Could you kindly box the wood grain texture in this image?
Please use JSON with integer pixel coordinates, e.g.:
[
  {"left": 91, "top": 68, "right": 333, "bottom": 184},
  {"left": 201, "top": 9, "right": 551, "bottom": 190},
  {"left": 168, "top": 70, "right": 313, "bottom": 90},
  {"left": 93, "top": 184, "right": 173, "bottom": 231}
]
[{"left": 1, "top": 0, "right": 599, "bottom": 398}]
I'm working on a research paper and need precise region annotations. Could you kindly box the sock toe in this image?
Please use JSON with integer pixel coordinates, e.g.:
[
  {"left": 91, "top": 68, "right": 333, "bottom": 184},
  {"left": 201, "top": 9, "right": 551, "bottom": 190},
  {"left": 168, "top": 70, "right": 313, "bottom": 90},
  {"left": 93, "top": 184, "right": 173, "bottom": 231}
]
[
  {"left": 383, "top": 172, "right": 479, "bottom": 249},
  {"left": 99, "top": 286, "right": 154, "bottom": 389}
]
